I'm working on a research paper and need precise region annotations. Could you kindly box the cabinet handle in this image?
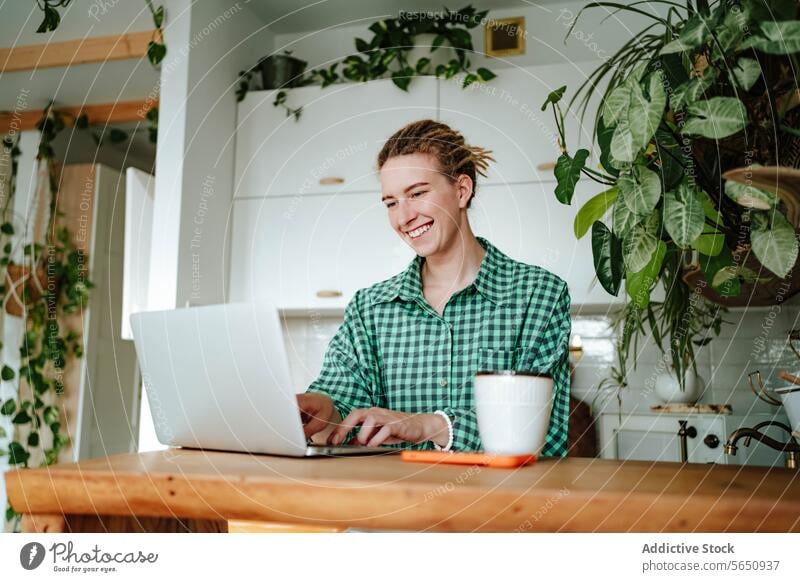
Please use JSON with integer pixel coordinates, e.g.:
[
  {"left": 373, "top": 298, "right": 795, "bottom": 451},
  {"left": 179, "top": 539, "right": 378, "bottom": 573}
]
[
  {"left": 536, "top": 161, "right": 556, "bottom": 172},
  {"left": 319, "top": 177, "right": 345, "bottom": 185},
  {"left": 316, "top": 289, "right": 343, "bottom": 298}
]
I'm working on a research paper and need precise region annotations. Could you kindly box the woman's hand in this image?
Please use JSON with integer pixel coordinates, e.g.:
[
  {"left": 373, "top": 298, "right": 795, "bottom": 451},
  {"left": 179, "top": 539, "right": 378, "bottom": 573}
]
[
  {"left": 296, "top": 392, "right": 341, "bottom": 440},
  {"left": 327, "top": 407, "right": 448, "bottom": 448}
]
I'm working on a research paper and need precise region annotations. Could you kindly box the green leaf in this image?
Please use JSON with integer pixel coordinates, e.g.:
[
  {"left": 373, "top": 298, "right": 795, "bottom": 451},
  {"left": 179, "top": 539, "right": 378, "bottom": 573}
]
[
  {"left": 663, "top": 182, "right": 704, "bottom": 247},
  {"left": 618, "top": 165, "right": 661, "bottom": 217},
  {"left": 700, "top": 248, "right": 740, "bottom": 297},
  {"left": 462, "top": 73, "right": 478, "bottom": 88},
  {"left": 391, "top": 70, "right": 411, "bottom": 91},
  {"left": 750, "top": 212, "right": 799, "bottom": 278},
  {"left": 743, "top": 21, "right": 800, "bottom": 54},
  {"left": 574, "top": 187, "right": 618, "bottom": 239},
  {"left": 724, "top": 180, "right": 776, "bottom": 210},
  {"left": 1, "top": 399, "right": 15, "bottom": 416},
  {"left": 540, "top": 85, "right": 566, "bottom": 111},
  {"left": 476, "top": 68, "right": 496, "bottom": 82},
  {"left": 626, "top": 240, "right": 667, "bottom": 308},
  {"left": 0, "top": 426, "right": 5, "bottom": 439},
  {"left": 659, "top": 14, "right": 709, "bottom": 54},
  {"left": 612, "top": 196, "right": 641, "bottom": 237},
  {"left": 591, "top": 221, "right": 623, "bottom": 296},
  {"left": 153, "top": 6, "right": 165, "bottom": 28},
  {"left": 109, "top": 128, "right": 128, "bottom": 144},
  {"left": 596, "top": 117, "right": 618, "bottom": 177},
  {"left": 355, "top": 37, "right": 370, "bottom": 53},
  {"left": 681, "top": 97, "right": 748, "bottom": 139},
  {"left": 147, "top": 41, "right": 167, "bottom": 66},
  {"left": 731, "top": 58, "right": 761, "bottom": 91},
  {"left": 693, "top": 229, "right": 725, "bottom": 256},
  {"left": 627, "top": 71, "right": 666, "bottom": 152},
  {"left": 43, "top": 405, "right": 59, "bottom": 425},
  {"left": 610, "top": 115, "right": 637, "bottom": 162},
  {"left": 8, "top": 441, "right": 30, "bottom": 465},
  {"left": 12, "top": 410, "right": 31, "bottom": 425},
  {"left": 652, "top": 128, "right": 684, "bottom": 191},
  {"left": 700, "top": 190, "right": 725, "bottom": 228},
  {"left": 27, "top": 432, "right": 39, "bottom": 447},
  {"left": 75, "top": 113, "right": 89, "bottom": 129},
  {"left": 1, "top": 365, "right": 14, "bottom": 381},
  {"left": 0, "top": 222, "right": 14, "bottom": 235},
  {"left": 601, "top": 84, "right": 630, "bottom": 125},
  {"left": 623, "top": 211, "right": 660, "bottom": 273},
  {"left": 554, "top": 149, "right": 589, "bottom": 205},
  {"left": 37, "top": 4, "right": 61, "bottom": 33}
]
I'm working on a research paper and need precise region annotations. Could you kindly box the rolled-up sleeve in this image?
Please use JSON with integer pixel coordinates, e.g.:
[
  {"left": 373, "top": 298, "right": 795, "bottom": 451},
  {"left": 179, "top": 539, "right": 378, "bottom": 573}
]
[
  {"left": 305, "top": 289, "right": 379, "bottom": 420},
  {"left": 518, "top": 280, "right": 572, "bottom": 458}
]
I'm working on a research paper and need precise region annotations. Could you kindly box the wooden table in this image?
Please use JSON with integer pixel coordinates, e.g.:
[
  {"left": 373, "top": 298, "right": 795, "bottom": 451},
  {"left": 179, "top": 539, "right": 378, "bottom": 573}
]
[{"left": 5, "top": 449, "right": 800, "bottom": 532}]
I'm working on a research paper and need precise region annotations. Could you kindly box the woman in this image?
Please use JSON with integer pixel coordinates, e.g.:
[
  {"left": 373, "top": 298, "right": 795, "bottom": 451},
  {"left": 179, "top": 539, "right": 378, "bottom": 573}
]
[{"left": 297, "top": 119, "right": 571, "bottom": 455}]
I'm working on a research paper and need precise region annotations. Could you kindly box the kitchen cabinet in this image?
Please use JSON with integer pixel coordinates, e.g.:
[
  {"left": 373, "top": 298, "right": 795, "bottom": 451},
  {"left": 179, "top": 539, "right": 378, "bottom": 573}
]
[
  {"left": 438, "top": 60, "right": 607, "bottom": 185},
  {"left": 229, "top": 193, "right": 415, "bottom": 311},
  {"left": 234, "top": 77, "right": 438, "bottom": 198},
  {"left": 470, "top": 181, "right": 622, "bottom": 306},
  {"left": 229, "top": 180, "right": 620, "bottom": 310},
  {"left": 598, "top": 411, "right": 790, "bottom": 467}
]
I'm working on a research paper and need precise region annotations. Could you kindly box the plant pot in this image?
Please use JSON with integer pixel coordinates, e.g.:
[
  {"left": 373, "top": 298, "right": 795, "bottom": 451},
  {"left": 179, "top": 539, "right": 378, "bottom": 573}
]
[
  {"left": 654, "top": 369, "right": 702, "bottom": 404},
  {"left": 3, "top": 262, "right": 59, "bottom": 317},
  {"left": 775, "top": 385, "right": 800, "bottom": 435},
  {"left": 257, "top": 53, "right": 307, "bottom": 90}
]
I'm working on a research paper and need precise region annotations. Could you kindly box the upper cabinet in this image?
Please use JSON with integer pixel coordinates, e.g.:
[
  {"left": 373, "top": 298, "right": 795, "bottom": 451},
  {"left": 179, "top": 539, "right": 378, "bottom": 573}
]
[
  {"left": 234, "top": 77, "right": 438, "bottom": 198},
  {"left": 229, "top": 193, "right": 415, "bottom": 311},
  {"left": 438, "top": 61, "right": 607, "bottom": 185}
]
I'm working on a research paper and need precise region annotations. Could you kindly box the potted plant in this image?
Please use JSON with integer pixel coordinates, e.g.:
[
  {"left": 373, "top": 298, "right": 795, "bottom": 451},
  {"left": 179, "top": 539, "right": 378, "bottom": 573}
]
[
  {"left": 256, "top": 50, "right": 308, "bottom": 90},
  {"left": 541, "top": 0, "right": 800, "bottom": 391}
]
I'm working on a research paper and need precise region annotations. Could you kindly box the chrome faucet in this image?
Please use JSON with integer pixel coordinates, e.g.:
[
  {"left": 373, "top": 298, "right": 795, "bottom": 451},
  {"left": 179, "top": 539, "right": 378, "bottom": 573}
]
[{"left": 724, "top": 421, "right": 800, "bottom": 469}]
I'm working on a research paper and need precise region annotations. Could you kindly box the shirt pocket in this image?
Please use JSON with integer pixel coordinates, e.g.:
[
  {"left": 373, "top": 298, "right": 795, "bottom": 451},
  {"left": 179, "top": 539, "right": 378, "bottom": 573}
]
[{"left": 476, "top": 346, "right": 528, "bottom": 373}]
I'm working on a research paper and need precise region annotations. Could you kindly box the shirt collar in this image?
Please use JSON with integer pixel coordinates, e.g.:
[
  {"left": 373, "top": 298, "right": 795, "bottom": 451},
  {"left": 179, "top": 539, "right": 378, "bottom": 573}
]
[{"left": 370, "top": 236, "right": 508, "bottom": 306}]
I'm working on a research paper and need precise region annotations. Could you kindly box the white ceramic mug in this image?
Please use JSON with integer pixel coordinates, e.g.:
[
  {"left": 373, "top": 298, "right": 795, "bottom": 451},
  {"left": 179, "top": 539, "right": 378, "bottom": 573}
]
[{"left": 474, "top": 371, "right": 554, "bottom": 456}]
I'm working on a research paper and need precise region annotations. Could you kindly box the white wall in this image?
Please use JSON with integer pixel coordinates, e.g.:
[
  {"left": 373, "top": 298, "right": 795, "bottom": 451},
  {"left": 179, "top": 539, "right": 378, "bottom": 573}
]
[
  {"left": 149, "top": 0, "right": 275, "bottom": 309},
  {"left": 273, "top": 0, "right": 657, "bottom": 70}
]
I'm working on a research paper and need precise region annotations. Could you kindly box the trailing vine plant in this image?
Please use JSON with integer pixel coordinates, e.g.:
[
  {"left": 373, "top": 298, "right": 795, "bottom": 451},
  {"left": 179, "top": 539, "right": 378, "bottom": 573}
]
[
  {"left": 236, "top": 5, "right": 497, "bottom": 118},
  {"left": 1, "top": 104, "right": 93, "bottom": 532}
]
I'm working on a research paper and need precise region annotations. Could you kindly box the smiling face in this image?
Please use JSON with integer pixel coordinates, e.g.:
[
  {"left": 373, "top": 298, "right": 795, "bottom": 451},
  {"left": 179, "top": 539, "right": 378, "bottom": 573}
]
[{"left": 380, "top": 152, "right": 474, "bottom": 256}]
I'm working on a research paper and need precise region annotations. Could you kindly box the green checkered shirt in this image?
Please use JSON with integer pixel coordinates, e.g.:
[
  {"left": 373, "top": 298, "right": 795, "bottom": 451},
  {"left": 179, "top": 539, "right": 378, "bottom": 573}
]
[{"left": 306, "top": 236, "right": 571, "bottom": 456}]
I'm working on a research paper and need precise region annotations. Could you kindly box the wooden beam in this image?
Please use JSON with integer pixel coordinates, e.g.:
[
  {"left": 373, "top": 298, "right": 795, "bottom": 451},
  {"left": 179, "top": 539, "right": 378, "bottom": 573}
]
[
  {"left": 0, "top": 30, "right": 154, "bottom": 73},
  {"left": 0, "top": 99, "right": 158, "bottom": 133}
]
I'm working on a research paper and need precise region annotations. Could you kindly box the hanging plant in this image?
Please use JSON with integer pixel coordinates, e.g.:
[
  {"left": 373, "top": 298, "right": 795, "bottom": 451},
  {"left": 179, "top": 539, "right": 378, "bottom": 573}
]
[
  {"left": 144, "top": 0, "right": 167, "bottom": 67},
  {"left": 236, "top": 5, "right": 497, "bottom": 117},
  {"left": 33, "top": 0, "right": 167, "bottom": 70},
  {"left": 1, "top": 103, "right": 93, "bottom": 532},
  {"left": 541, "top": 0, "right": 800, "bottom": 391},
  {"left": 35, "top": 0, "right": 72, "bottom": 33}
]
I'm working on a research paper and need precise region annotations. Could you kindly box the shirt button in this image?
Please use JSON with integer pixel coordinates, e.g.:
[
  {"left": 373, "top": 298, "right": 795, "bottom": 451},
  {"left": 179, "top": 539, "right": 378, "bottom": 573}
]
[{"left": 440, "top": 378, "right": 448, "bottom": 387}]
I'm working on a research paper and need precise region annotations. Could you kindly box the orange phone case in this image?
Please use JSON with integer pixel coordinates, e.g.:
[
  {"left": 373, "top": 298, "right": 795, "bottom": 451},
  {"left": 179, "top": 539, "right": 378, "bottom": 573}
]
[{"left": 400, "top": 450, "right": 537, "bottom": 468}]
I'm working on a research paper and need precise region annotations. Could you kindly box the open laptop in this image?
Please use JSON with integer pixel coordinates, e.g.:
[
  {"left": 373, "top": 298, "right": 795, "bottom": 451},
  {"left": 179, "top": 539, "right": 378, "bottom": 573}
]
[{"left": 129, "top": 303, "right": 397, "bottom": 457}]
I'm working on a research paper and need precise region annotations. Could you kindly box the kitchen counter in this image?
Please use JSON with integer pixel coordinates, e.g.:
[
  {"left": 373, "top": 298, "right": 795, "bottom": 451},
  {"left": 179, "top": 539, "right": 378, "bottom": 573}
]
[{"left": 5, "top": 449, "right": 800, "bottom": 532}]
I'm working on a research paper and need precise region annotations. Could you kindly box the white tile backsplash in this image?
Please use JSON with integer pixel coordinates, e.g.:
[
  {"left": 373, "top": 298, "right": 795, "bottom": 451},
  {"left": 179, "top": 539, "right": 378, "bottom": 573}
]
[{"left": 284, "top": 301, "right": 799, "bottom": 418}]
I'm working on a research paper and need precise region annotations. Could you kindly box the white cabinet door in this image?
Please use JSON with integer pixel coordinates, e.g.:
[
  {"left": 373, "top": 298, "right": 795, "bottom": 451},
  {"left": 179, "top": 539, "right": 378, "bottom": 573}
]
[
  {"left": 229, "top": 194, "right": 415, "bottom": 311},
  {"left": 469, "top": 181, "right": 623, "bottom": 306},
  {"left": 235, "top": 78, "right": 438, "bottom": 198},
  {"left": 438, "top": 60, "right": 607, "bottom": 185}
]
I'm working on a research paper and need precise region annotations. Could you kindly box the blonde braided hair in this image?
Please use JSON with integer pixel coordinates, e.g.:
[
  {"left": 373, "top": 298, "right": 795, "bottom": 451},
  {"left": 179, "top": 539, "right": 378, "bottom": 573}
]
[{"left": 377, "top": 119, "right": 495, "bottom": 209}]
